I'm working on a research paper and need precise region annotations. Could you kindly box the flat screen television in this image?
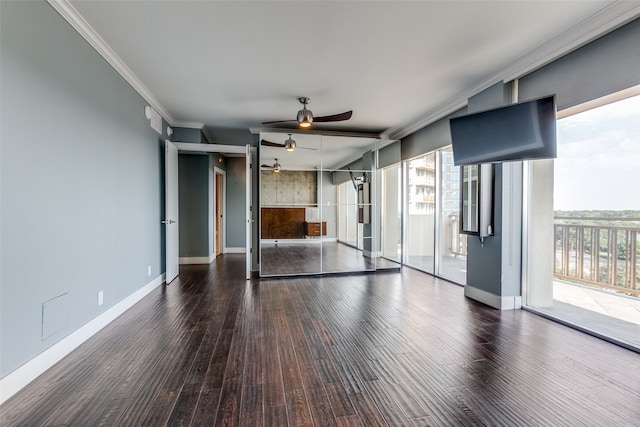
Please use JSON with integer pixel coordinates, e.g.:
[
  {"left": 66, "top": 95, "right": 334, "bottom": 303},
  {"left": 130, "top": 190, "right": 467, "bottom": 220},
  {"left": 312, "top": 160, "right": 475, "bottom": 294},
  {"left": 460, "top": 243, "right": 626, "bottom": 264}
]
[{"left": 449, "top": 95, "right": 557, "bottom": 166}]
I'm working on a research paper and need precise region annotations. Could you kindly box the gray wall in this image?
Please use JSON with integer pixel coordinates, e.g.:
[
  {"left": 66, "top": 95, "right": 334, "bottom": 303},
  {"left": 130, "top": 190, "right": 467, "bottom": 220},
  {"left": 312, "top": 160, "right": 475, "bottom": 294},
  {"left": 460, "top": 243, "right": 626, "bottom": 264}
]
[
  {"left": 465, "top": 82, "right": 523, "bottom": 299},
  {"left": 519, "top": 18, "right": 640, "bottom": 109},
  {"left": 179, "top": 155, "right": 210, "bottom": 257},
  {"left": 226, "top": 157, "right": 247, "bottom": 249},
  {"left": 401, "top": 108, "right": 466, "bottom": 161},
  {"left": 378, "top": 140, "right": 401, "bottom": 169},
  {"left": 172, "top": 127, "right": 207, "bottom": 144},
  {"left": 1, "top": 2, "right": 163, "bottom": 377}
]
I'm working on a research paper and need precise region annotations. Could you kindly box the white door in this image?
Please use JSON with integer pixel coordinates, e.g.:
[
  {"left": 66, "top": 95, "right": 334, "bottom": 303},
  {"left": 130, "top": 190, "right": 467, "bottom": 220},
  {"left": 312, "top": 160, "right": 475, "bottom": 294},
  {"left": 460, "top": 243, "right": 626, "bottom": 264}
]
[
  {"left": 164, "top": 140, "right": 179, "bottom": 283},
  {"left": 245, "top": 144, "right": 252, "bottom": 279}
]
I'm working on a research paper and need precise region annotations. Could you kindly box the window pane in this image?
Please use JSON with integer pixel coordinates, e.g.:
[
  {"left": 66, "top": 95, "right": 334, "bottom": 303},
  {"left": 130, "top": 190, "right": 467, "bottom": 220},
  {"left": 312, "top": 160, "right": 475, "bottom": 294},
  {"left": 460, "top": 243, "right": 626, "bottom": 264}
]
[
  {"left": 404, "top": 153, "right": 436, "bottom": 273},
  {"left": 381, "top": 164, "right": 401, "bottom": 263},
  {"left": 527, "top": 93, "right": 640, "bottom": 349},
  {"left": 437, "top": 147, "right": 467, "bottom": 284}
]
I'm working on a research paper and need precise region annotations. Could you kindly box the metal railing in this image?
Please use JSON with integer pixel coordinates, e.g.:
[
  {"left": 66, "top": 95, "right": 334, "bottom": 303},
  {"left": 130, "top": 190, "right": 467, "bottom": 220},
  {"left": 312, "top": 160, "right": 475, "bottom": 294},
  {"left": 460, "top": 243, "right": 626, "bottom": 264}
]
[
  {"left": 449, "top": 215, "right": 467, "bottom": 257},
  {"left": 554, "top": 217, "right": 640, "bottom": 296}
]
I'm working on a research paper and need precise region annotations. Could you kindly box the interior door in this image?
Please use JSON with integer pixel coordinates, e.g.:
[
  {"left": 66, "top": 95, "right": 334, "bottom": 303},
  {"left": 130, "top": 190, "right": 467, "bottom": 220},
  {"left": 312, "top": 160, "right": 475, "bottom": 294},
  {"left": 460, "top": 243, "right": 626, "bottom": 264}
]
[
  {"left": 164, "top": 140, "right": 179, "bottom": 283},
  {"left": 245, "top": 144, "right": 252, "bottom": 279}
]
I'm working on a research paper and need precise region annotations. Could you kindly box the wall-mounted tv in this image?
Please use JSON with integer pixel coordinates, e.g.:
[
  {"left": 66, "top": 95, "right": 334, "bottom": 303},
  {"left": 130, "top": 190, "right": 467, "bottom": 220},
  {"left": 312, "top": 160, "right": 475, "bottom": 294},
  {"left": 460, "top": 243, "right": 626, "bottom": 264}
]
[{"left": 449, "top": 95, "right": 557, "bottom": 166}]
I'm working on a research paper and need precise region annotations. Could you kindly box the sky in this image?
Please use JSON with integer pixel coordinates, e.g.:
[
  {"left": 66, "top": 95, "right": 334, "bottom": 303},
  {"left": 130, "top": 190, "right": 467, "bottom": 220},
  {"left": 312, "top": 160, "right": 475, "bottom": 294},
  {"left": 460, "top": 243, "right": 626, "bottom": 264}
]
[{"left": 554, "top": 93, "right": 640, "bottom": 211}]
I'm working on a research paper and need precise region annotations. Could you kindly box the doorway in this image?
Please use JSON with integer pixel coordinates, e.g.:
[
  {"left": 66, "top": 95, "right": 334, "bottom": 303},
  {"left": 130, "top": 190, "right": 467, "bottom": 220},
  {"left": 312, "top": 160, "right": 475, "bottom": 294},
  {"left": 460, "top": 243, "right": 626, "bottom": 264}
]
[{"left": 214, "top": 167, "right": 226, "bottom": 257}]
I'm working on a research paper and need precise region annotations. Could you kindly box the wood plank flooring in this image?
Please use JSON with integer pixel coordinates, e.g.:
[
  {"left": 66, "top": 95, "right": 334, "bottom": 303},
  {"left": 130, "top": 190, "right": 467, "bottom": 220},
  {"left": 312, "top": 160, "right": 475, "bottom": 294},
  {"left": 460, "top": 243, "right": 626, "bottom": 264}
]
[
  {"left": 260, "top": 242, "right": 400, "bottom": 276},
  {"left": 2, "top": 254, "right": 640, "bottom": 426}
]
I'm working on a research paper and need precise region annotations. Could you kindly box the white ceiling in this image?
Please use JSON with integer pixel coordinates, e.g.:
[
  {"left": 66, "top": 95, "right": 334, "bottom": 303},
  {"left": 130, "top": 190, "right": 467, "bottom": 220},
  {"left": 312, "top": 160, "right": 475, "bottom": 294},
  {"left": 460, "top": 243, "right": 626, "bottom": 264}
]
[{"left": 64, "top": 0, "right": 637, "bottom": 145}]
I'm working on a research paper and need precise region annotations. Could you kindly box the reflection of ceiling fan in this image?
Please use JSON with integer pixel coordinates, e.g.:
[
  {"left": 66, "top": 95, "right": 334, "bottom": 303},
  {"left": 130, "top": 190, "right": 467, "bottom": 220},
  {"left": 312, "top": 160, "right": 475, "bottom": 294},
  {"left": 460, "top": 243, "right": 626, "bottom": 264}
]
[
  {"left": 260, "top": 158, "right": 281, "bottom": 173},
  {"left": 261, "top": 134, "right": 317, "bottom": 152},
  {"left": 261, "top": 97, "right": 352, "bottom": 128}
]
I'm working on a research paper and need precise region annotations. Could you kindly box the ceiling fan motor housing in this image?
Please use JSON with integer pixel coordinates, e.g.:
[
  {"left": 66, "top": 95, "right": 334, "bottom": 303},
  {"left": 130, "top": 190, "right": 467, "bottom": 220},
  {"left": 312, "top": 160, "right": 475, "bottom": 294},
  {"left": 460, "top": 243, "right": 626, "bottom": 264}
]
[{"left": 297, "top": 108, "right": 313, "bottom": 126}]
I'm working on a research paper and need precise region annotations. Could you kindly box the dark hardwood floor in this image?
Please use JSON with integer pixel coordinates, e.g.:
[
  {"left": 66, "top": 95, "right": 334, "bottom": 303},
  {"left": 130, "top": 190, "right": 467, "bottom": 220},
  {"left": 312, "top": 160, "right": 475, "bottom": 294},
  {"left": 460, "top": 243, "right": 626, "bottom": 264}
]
[
  {"left": 261, "top": 241, "right": 400, "bottom": 276},
  {"left": 2, "top": 254, "right": 640, "bottom": 426}
]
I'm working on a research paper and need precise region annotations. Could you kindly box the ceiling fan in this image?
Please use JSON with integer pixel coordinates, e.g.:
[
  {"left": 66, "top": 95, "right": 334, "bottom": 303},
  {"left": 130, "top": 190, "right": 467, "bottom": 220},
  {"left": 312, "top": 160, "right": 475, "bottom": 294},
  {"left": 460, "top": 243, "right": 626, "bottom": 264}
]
[
  {"left": 261, "top": 134, "right": 317, "bottom": 152},
  {"left": 260, "top": 158, "right": 281, "bottom": 173},
  {"left": 261, "top": 97, "right": 352, "bottom": 128}
]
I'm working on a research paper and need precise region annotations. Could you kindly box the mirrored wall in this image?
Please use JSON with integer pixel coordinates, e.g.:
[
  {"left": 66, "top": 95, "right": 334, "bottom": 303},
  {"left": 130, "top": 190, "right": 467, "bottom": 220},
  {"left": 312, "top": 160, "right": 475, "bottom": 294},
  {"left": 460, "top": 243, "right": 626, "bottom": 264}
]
[{"left": 259, "top": 132, "right": 400, "bottom": 277}]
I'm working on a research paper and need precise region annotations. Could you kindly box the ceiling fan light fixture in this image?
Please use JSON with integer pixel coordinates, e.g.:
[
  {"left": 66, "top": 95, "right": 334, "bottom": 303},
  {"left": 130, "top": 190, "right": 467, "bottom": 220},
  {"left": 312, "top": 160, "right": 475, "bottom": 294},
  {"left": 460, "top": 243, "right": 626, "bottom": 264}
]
[
  {"left": 285, "top": 134, "right": 296, "bottom": 151},
  {"left": 297, "top": 109, "right": 313, "bottom": 128},
  {"left": 273, "top": 159, "right": 281, "bottom": 173}
]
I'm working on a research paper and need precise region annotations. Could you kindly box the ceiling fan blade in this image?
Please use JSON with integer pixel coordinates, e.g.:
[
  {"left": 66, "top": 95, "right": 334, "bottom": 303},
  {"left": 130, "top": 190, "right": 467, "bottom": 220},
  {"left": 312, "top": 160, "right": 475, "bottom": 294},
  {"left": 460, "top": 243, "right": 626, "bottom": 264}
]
[
  {"left": 260, "top": 164, "right": 273, "bottom": 168},
  {"left": 312, "top": 110, "right": 353, "bottom": 123},
  {"left": 297, "top": 146, "right": 318, "bottom": 151},
  {"left": 261, "top": 139, "right": 286, "bottom": 148},
  {"left": 261, "top": 119, "right": 297, "bottom": 125}
]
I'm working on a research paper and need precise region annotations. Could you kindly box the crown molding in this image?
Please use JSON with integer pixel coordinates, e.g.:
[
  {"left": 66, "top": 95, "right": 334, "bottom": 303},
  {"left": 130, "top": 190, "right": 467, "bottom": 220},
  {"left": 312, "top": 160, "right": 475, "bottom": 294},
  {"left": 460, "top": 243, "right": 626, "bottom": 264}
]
[
  {"left": 387, "top": 1, "right": 640, "bottom": 140},
  {"left": 47, "top": 0, "right": 176, "bottom": 126},
  {"left": 501, "top": 1, "right": 640, "bottom": 83},
  {"left": 172, "top": 121, "right": 205, "bottom": 129},
  {"left": 386, "top": 97, "right": 468, "bottom": 141},
  {"left": 201, "top": 127, "right": 215, "bottom": 144}
]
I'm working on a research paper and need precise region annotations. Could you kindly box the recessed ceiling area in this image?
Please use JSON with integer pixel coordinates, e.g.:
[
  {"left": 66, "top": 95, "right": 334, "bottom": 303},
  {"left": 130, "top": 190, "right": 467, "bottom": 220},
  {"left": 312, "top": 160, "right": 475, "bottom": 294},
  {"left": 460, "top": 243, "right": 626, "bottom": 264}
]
[
  {"left": 259, "top": 132, "right": 379, "bottom": 171},
  {"left": 65, "top": 0, "right": 632, "bottom": 144}
]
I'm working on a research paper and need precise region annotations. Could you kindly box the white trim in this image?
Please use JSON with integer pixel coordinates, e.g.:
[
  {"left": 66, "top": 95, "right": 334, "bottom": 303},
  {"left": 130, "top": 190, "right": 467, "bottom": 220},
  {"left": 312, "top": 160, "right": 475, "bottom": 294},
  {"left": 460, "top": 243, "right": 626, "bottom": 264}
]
[
  {"left": 320, "top": 237, "right": 338, "bottom": 243},
  {"left": 464, "top": 285, "right": 522, "bottom": 310},
  {"left": 363, "top": 250, "right": 382, "bottom": 258},
  {"left": 46, "top": 0, "right": 175, "bottom": 126},
  {"left": 224, "top": 247, "right": 246, "bottom": 254},
  {"left": 179, "top": 255, "right": 214, "bottom": 265},
  {"left": 172, "top": 120, "right": 205, "bottom": 129},
  {"left": 386, "top": 2, "right": 640, "bottom": 140},
  {"left": 500, "top": 2, "right": 640, "bottom": 83},
  {"left": 261, "top": 239, "right": 323, "bottom": 244},
  {"left": 0, "top": 273, "right": 165, "bottom": 405},
  {"left": 214, "top": 167, "right": 226, "bottom": 256},
  {"left": 557, "top": 84, "right": 640, "bottom": 119}
]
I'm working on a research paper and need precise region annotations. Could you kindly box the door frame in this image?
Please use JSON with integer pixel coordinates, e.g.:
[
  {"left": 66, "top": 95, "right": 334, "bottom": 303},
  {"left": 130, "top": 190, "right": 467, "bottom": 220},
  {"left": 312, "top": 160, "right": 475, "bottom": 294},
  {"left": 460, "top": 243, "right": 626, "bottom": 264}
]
[
  {"left": 168, "top": 142, "right": 251, "bottom": 280},
  {"left": 213, "top": 166, "right": 226, "bottom": 257},
  {"left": 164, "top": 140, "right": 179, "bottom": 284}
]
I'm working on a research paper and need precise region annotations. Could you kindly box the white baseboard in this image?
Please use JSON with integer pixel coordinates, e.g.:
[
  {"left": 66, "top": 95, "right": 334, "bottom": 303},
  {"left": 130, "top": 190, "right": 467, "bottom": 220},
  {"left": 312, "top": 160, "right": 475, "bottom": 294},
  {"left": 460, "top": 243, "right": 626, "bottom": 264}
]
[
  {"left": 464, "top": 285, "right": 522, "bottom": 310},
  {"left": 260, "top": 238, "right": 337, "bottom": 245},
  {"left": 224, "top": 247, "right": 245, "bottom": 253},
  {"left": 179, "top": 255, "right": 214, "bottom": 264},
  {"left": 0, "top": 273, "right": 165, "bottom": 405}
]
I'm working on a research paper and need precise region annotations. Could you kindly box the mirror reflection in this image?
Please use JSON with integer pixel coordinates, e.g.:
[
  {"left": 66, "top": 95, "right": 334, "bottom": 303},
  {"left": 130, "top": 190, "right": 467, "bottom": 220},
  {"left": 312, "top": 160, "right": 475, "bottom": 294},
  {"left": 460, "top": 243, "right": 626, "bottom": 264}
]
[
  {"left": 461, "top": 165, "right": 479, "bottom": 234},
  {"left": 259, "top": 132, "right": 398, "bottom": 277}
]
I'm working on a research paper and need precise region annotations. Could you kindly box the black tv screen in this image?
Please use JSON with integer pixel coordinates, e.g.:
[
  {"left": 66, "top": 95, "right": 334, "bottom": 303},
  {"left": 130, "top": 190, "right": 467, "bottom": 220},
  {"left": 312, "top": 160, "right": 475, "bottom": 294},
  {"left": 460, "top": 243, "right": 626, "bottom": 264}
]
[{"left": 449, "top": 95, "right": 557, "bottom": 166}]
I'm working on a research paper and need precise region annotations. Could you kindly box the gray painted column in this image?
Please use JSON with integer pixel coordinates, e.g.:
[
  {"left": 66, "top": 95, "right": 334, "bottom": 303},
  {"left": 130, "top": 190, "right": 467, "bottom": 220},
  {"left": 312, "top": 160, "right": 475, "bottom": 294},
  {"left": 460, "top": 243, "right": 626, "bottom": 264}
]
[{"left": 464, "top": 82, "right": 524, "bottom": 309}]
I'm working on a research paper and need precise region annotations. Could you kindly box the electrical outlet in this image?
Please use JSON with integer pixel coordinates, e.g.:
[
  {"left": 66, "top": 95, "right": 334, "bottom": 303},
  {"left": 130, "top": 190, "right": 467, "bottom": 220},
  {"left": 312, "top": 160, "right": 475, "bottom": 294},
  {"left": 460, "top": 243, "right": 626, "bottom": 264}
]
[
  {"left": 147, "top": 265, "right": 152, "bottom": 276},
  {"left": 97, "top": 290, "right": 104, "bottom": 306}
]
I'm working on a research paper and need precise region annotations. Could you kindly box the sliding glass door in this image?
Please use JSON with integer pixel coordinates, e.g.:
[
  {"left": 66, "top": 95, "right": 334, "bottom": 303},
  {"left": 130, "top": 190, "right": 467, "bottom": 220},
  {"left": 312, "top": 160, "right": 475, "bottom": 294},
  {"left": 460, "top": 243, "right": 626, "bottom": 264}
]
[
  {"left": 437, "top": 147, "right": 467, "bottom": 284},
  {"left": 402, "top": 148, "right": 467, "bottom": 284},
  {"left": 404, "top": 153, "right": 436, "bottom": 274}
]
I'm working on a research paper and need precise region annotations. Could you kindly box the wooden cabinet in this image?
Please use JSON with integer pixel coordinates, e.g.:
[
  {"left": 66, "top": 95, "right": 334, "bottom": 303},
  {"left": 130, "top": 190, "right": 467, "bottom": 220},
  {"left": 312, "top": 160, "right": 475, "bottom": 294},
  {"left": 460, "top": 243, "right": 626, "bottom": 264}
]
[
  {"left": 261, "top": 208, "right": 306, "bottom": 239},
  {"left": 305, "top": 221, "right": 327, "bottom": 237}
]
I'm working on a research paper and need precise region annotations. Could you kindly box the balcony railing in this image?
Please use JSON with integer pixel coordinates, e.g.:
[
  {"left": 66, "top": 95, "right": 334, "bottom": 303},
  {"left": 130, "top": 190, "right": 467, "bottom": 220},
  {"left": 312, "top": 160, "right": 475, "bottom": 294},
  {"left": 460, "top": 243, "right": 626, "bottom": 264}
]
[
  {"left": 554, "top": 217, "right": 640, "bottom": 297},
  {"left": 446, "top": 215, "right": 467, "bottom": 257}
]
